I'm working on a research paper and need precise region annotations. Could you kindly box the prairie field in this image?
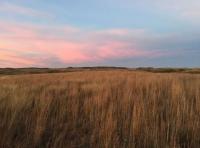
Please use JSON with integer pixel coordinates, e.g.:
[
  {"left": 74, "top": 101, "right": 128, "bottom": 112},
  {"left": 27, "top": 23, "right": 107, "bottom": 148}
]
[{"left": 0, "top": 70, "right": 200, "bottom": 148}]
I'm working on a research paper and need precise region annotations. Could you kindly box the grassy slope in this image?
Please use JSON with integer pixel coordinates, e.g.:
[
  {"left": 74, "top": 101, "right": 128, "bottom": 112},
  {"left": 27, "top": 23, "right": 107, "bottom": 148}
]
[{"left": 0, "top": 71, "right": 200, "bottom": 148}]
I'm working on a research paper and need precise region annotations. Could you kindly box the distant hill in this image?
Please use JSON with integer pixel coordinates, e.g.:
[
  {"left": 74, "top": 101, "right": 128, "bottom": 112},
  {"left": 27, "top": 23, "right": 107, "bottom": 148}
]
[{"left": 0, "top": 67, "right": 199, "bottom": 75}]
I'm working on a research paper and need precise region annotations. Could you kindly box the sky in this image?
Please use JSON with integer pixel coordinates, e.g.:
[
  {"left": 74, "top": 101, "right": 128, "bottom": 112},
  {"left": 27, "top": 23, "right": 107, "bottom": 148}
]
[{"left": 0, "top": 0, "right": 199, "bottom": 68}]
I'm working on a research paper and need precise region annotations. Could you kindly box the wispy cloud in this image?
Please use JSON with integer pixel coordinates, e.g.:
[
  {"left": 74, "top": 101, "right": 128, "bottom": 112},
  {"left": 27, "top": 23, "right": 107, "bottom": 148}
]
[
  {"left": 0, "top": 2, "right": 52, "bottom": 18},
  {"left": 151, "top": 0, "right": 200, "bottom": 23},
  {"left": 0, "top": 49, "right": 43, "bottom": 67},
  {"left": 0, "top": 19, "right": 199, "bottom": 67},
  {"left": 0, "top": 20, "right": 160, "bottom": 67}
]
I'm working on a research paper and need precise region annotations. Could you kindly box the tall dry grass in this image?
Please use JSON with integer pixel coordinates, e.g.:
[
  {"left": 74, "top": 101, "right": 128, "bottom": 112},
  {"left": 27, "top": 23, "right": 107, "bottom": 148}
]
[{"left": 0, "top": 70, "right": 200, "bottom": 148}]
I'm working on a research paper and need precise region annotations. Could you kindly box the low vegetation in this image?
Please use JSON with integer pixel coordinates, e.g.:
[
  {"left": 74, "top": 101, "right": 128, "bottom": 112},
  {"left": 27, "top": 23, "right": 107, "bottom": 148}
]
[
  {"left": 0, "top": 67, "right": 199, "bottom": 75},
  {"left": 0, "top": 70, "right": 200, "bottom": 148}
]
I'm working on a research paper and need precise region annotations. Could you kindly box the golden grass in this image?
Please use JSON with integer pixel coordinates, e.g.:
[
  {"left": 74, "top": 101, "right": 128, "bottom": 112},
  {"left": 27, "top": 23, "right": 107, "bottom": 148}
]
[{"left": 0, "top": 70, "right": 200, "bottom": 148}]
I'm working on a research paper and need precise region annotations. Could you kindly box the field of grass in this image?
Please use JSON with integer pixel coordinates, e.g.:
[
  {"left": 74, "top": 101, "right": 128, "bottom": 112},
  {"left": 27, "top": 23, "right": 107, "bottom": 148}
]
[{"left": 0, "top": 70, "right": 200, "bottom": 148}]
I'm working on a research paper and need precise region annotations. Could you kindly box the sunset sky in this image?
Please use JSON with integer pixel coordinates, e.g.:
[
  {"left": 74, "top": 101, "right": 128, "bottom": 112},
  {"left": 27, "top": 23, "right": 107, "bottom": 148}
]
[{"left": 0, "top": 0, "right": 199, "bottom": 68}]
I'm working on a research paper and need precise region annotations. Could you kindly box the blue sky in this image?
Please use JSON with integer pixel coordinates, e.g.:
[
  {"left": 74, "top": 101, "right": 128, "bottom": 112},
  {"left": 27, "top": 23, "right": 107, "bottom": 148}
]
[{"left": 0, "top": 0, "right": 199, "bottom": 67}]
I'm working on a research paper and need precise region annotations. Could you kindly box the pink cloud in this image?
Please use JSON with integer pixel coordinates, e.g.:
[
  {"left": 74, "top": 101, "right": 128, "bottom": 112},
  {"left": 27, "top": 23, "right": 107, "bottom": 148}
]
[
  {"left": 0, "top": 21, "right": 164, "bottom": 67},
  {"left": 97, "top": 41, "right": 142, "bottom": 59},
  {"left": 0, "top": 50, "right": 40, "bottom": 67}
]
